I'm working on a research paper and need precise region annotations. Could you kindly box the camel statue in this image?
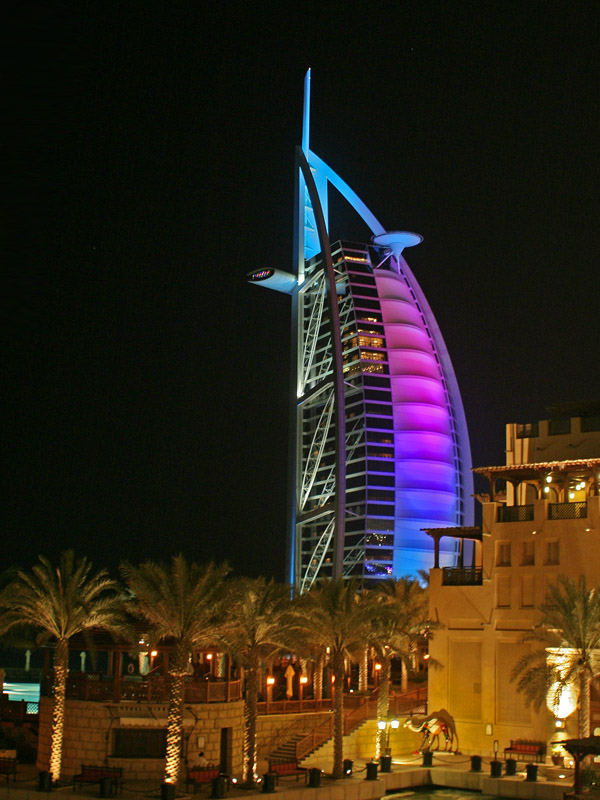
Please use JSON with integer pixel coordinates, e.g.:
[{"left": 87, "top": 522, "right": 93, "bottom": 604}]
[{"left": 404, "top": 708, "right": 459, "bottom": 753}]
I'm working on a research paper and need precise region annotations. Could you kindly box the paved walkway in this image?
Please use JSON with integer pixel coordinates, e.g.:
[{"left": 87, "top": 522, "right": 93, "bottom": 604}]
[{"left": 0, "top": 754, "right": 580, "bottom": 800}]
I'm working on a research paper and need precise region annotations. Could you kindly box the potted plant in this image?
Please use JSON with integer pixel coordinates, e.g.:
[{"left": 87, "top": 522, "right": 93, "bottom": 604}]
[{"left": 551, "top": 744, "right": 565, "bottom": 766}]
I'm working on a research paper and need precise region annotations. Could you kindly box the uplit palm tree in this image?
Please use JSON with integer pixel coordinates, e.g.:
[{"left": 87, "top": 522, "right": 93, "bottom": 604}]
[
  {"left": 511, "top": 575, "right": 600, "bottom": 737},
  {"left": 121, "top": 557, "right": 229, "bottom": 787},
  {"left": 0, "top": 551, "right": 127, "bottom": 783},
  {"left": 218, "top": 577, "right": 293, "bottom": 787},
  {"left": 293, "top": 578, "right": 371, "bottom": 779},
  {"left": 369, "top": 578, "right": 429, "bottom": 756}
]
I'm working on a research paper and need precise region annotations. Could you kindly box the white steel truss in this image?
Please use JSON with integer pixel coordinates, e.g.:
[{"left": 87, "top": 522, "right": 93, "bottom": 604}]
[
  {"left": 300, "top": 272, "right": 327, "bottom": 392},
  {"left": 299, "top": 390, "right": 335, "bottom": 511},
  {"left": 300, "top": 516, "right": 335, "bottom": 594}
]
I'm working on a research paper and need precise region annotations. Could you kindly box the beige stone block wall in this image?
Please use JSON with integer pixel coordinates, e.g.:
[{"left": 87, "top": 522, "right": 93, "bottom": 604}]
[
  {"left": 254, "top": 711, "right": 332, "bottom": 774},
  {"left": 299, "top": 719, "right": 421, "bottom": 773},
  {"left": 37, "top": 697, "right": 245, "bottom": 781}
]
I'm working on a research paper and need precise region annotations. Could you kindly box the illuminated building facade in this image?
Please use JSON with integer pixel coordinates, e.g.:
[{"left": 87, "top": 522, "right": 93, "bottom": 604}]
[
  {"left": 426, "top": 408, "right": 600, "bottom": 754},
  {"left": 248, "top": 71, "right": 473, "bottom": 591}
]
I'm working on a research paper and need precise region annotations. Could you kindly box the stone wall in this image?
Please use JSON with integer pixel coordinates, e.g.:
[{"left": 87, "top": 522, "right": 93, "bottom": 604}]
[
  {"left": 37, "top": 696, "right": 245, "bottom": 781},
  {"left": 255, "top": 712, "right": 331, "bottom": 772}
]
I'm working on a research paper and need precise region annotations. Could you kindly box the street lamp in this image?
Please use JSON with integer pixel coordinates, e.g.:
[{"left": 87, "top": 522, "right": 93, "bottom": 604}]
[
  {"left": 299, "top": 675, "right": 308, "bottom": 703},
  {"left": 266, "top": 675, "right": 275, "bottom": 707},
  {"left": 377, "top": 718, "right": 399, "bottom": 767},
  {"left": 374, "top": 662, "right": 381, "bottom": 688}
]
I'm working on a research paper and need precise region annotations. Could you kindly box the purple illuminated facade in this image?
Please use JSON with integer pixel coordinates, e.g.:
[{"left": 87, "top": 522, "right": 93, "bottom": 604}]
[{"left": 248, "top": 72, "right": 473, "bottom": 590}]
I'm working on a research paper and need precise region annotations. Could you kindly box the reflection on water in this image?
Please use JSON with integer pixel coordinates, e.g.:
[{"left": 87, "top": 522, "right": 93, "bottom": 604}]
[
  {"left": 3, "top": 682, "right": 40, "bottom": 703},
  {"left": 385, "top": 789, "right": 518, "bottom": 800}
]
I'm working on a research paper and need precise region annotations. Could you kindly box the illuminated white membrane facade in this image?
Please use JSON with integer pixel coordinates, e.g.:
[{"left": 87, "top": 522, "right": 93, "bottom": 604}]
[{"left": 248, "top": 71, "right": 473, "bottom": 591}]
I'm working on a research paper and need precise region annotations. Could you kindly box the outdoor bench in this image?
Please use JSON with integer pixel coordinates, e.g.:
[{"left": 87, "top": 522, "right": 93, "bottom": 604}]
[
  {"left": 268, "top": 760, "right": 307, "bottom": 782},
  {"left": 0, "top": 757, "right": 17, "bottom": 783},
  {"left": 73, "top": 764, "right": 123, "bottom": 794},
  {"left": 504, "top": 740, "right": 546, "bottom": 763},
  {"left": 186, "top": 766, "right": 221, "bottom": 793}
]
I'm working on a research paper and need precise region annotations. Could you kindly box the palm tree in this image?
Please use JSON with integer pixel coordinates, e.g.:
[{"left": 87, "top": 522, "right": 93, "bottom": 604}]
[
  {"left": 369, "top": 578, "right": 429, "bottom": 756},
  {"left": 511, "top": 575, "right": 600, "bottom": 737},
  {"left": 121, "top": 557, "right": 229, "bottom": 787},
  {"left": 218, "top": 577, "right": 293, "bottom": 787},
  {"left": 0, "top": 551, "right": 127, "bottom": 782},
  {"left": 293, "top": 578, "right": 371, "bottom": 779}
]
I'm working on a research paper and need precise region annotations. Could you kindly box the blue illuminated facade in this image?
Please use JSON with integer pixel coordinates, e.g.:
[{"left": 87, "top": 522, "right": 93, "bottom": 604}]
[{"left": 248, "top": 71, "right": 473, "bottom": 590}]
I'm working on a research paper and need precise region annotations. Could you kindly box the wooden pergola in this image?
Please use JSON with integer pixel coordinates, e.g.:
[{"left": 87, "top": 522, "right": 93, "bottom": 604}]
[
  {"left": 560, "top": 735, "right": 600, "bottom": 797},
  {"left": 422, "top": 526, "right": 482, "bottom": 569},
  {"left": 473, "top": 458, "right": 600, "bottom": 503}
]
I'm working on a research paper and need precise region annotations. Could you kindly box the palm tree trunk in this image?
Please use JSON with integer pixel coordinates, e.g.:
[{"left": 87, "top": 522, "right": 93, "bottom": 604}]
[
  {"left": 164, "top": 648, "right": 188, "bottom": 785},
  {"left": 314, "top": 654, "right": 323, "bottom": 701},
  {"left": 332, "top": 652, "right": 344, "bottom": 779},
  {"left": 243, "top": 664, "right": 258, "bottom": 786},
  {"left": 400, "top": 658, "right": 408, "bottom": 694},
  {"left": 376, "top": 655, "right": 391, "bottom": 758},
  {"left": 358, "top": 646, "right": 368, "bottom": 693},
  {"left": 578, "top": 669, "right": 591, "bottom": 738},
  {"left": 49, "top": 639, "right": 69, "bottom": 783}
]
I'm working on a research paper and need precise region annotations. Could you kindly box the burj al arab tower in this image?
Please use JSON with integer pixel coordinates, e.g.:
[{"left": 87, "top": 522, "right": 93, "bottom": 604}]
[{"left": 248, "top": 71, "right": 473, "bottom": 592}]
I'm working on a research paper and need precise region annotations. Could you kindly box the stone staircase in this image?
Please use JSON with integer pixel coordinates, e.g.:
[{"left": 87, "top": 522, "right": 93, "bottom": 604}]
[
  {"left": 269, "top": 732, "right": 311, "bottom": 762},
  {"left": 298, "top": 718, "right": 426, "bottom": 772},
  {"left": 267, "top": 687, "right": 427, "bottom": 770}
]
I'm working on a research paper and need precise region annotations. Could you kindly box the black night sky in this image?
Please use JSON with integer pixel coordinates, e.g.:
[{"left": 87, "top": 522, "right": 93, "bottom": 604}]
[{"left": 5, "top": 2, "right": 599, "bottom": 581}]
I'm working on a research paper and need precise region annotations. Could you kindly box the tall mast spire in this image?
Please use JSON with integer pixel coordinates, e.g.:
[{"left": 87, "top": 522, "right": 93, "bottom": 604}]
[{"left": 302, "top": 68, "right": 311, "bottom": 156}]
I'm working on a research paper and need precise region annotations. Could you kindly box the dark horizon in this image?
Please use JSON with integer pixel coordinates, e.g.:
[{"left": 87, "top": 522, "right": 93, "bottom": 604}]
[{"left": 5, "top": 3, "right": 599, "bottom": 580}]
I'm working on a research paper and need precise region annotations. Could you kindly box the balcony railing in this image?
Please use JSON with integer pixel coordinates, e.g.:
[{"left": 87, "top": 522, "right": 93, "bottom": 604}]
[
  {"left": 0, "top": 697, "right": 39, "bottom": 723},
  {"left": 41, "top": 673, "right": 241, "bottom": 704},
  {"left": 549, "top": 502, "right": 587, "bottom": 520},
  {"left": 442, "top": 567, "right": 483, "bottom": 586},
  {"left": 497, "top": 504, "right": 534, "bottom": 522},
  {"left": 257, "top": 698, "right": 332, "bottom": 715}
]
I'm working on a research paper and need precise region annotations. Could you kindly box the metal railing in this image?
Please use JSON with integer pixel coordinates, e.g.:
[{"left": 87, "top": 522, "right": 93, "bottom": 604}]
[
  {"left": 442, "top": 567, "right": 483, "bottom": 586},
  {"left": 41, "top": 673, "right": 241, "bottom": 703},
  {"left": 257, "top": 698, "right": 332, "bottom": 715},
  {"left": 0, "top": 698, "right": 38, "bottom": 723},
  {"left": 292, "top": 686, "right": 427, "bottom": 762},
  {"left": 497, "top": 504, "right": 534, "bottom": 522},
  {"left": 389, "top": 686, "right": 427, "bottom": 715},
  {"left": 549, "top": 501, "right": 587, "bottom": 520}
]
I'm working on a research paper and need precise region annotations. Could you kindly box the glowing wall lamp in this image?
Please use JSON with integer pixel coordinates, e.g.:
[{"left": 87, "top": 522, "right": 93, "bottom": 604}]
[{"left": 546, "top": 647, "right": 578, "bottom": 727}]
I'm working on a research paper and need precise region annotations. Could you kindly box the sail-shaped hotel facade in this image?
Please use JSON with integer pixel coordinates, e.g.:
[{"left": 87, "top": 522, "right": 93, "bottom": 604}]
[{"left": 248, "top": 72, "right": 473, "bottom": 592}]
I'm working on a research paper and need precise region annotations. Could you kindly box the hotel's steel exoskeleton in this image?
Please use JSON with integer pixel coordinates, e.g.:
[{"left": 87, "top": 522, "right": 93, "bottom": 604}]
[{"left": 248, "top": 71, "right": 473, "bottom": 592}]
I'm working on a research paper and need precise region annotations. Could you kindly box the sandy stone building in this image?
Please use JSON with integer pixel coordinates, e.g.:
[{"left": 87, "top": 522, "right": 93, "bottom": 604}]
[{"left": 426, "top": 404, "right": 600, "bottom": 756}]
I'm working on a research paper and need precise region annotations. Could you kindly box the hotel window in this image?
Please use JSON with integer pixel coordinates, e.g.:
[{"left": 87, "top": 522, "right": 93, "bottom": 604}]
[
  {"left": 496, "top": 541, "right": 511, "bottom": 566},
  {"left": 521, "top": 541, "right": 535, "bottom": 566},
  {"left": 545, "top": 540, "right": 559, "bottom": 565},
  {"left": 496, "top": 576, "right": 511, "bottom": 608},
  {"left": 359, "top": 335, "right": 384, "bottom": 348},
  {"left": 521, "top": 575, "right": 535, "bottom": 607}
]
